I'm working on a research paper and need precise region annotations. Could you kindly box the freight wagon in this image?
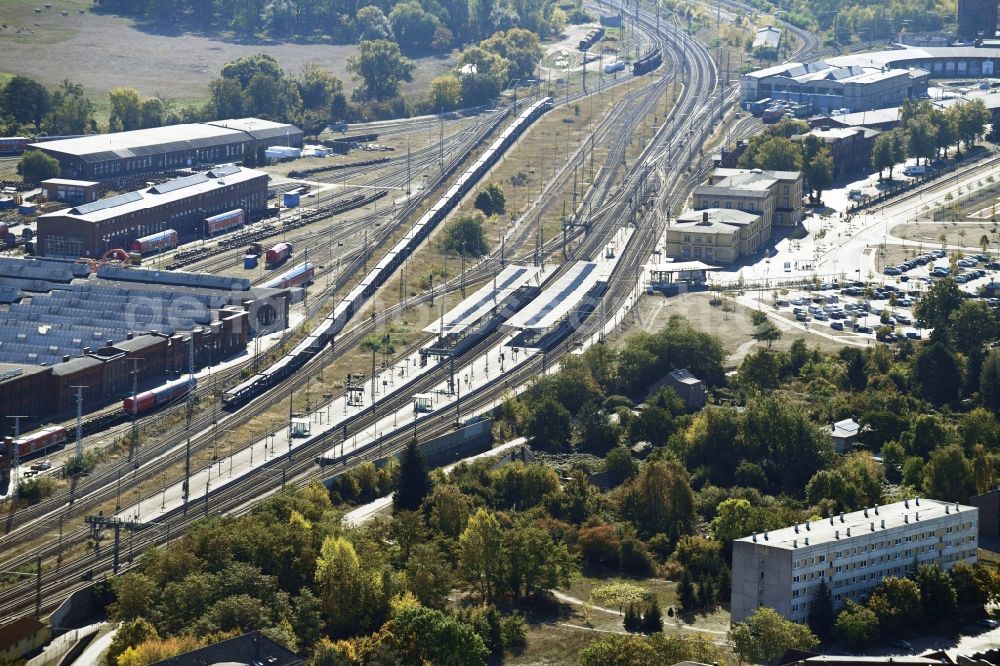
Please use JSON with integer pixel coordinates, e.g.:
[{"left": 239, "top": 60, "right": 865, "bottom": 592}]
[
  {"left": 204, "top": 208, "right": 245, "bottom": 237},
  {"left": 122, "top": 377, "right": 195, "bottom": 415},
  {"left": 130, "top": 229, "right": 178, "bottom": 255},
  {"left": 265, "top": 242, "right": 293, "bottom": 267},
  {"left": 604, "top": 61, "right": 626, "bottom": 74},
  {"left": 2, "top": 426, "right": 68, "bottom": 461},
  {"left": 263, "top": 261, "right": 314, "bottom": 289},
  {"left": 632, "top": 48, "right": 662, "bottom": 76}
]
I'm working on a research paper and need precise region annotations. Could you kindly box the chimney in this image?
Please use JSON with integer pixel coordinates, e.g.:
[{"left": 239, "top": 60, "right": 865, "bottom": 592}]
[
  {"left": 764, "top": 530, "right": 769, "bottom": 541},
  {"left": 806, "top": 521, "right": 811, "bottom": 531},
  {"left": 915, "top": 497, "right": 920, "bottom": 506},
  {"left": 871, "top": 522, "right": 875, "bottom": 531},
  {"left": 847, "top": 527, "right": 851, "bottom": 537},
  {"left": 881, "top": 519, "right": 885, "bottom": 529},
  {"left": 793, "top": 539, "right": 798, "bottom": 548},
  {"left": 864, "top": 508, "right": 869, "bottom": 518},
  {"left": 875, "top": 505, "right": 879, "bottom": 515},
  {"left": 795, "top": 524, "right": 800, "bottom": 534},
  {"left": 752, "top": 532, "right": 758, "bottom": 542},
  {"left": 830, "top": 516, "right": 834, "bottom": 525},
  {"left": 835, "top": 530, "right": 840, "bottom": 539},
  {"left": 62, "top": 355, "right": 70, "bottom": 362},
  {"left": 955, "top": 501, "right": 961, "bottom": 511},
  {"left": 805, "top": 537, "right": 810, "bottom": 545},
  {"left": 905, "top": 515, "right": 909, "bottom": 524},
  {"left": 905, "top": 499, "right": 909, "bottom": 509},
  {"left": 915, "top": 512, "right": 919, "bottom": 521},
  {"left": 127, "top": 332, "right": 134, "bottom": 340},
  {"left": 840, "top": 512, "right": 845, "bottom": 523},
  {"left": 946, "top": 505, "right": 950, "bottom": 514},
  {"left": 106, "top": 339, "right": 113, "bottom": 347}
]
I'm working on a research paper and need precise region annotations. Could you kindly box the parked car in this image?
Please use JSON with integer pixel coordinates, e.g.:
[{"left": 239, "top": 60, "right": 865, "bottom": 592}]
[
  {"left": 855, "top": 325, "right": 874, "bottom": 334},
  {"left": 884, "top": 267, "right": 901, "bottom": 276},
  {"left": 775, "top": 300, "right": 790, "bottom": 307},
  {"left": 814, "top": 312, "right": 829, "bottom": 321},
  {"left": 986, "top": 262, "right": 1000, "bottom": 270},
  {"left": 830, "top": 321, "right": 844, "bottom": 331},
  {"left": 30, "top": 460, "right": 51, "bottom": 471},
  {"left": 895, "top": 314, "right": 912, "bottom": 325},
  {"left": 905, "top": 331, "right": 921, "bottom": 339},
  {"left": 795, "top": 312, "right": 810, "bottom": 322}
]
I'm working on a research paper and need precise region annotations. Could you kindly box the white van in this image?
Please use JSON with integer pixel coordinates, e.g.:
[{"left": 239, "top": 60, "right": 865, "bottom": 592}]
[{"left": 903, "top": 165, "right": 927, "bottom": 177}]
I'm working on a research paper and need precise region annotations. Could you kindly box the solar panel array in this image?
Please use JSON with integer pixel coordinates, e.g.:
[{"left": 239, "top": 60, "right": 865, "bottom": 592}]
[
  {"left": 69, "top": 190, "right": 143, "bottom": 215},
  {"left": 0, "top": 282, "right": 228, "bottom": 366}
]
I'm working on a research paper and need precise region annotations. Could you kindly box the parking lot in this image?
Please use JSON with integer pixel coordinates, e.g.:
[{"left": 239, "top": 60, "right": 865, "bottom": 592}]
[{"left": 764, "top": 248, "right": 1000, "bottom": 343}]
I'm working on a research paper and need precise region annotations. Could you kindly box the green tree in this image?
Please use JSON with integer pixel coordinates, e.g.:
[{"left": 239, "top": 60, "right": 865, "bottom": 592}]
[
  {"left": 642, "top": 597, "right": 664, "bottom": 634},
  {"left": 480, "top": 28, "right": 542, "bottom": 79},
  {"left": 209, "top": 77, "right": 245, "bottom": 120},
  {"left": 1, "top": 75, "right": 51, "bottom": 128},
  {"left": 18, "top": 149, "right": 60, "bottom": 183},
  {"left": 108, "top": 86, "right": 142, "bottom": 131},
  {"left": 738, "top": 349, "right": 781, "bottom": 389},
  {"left": 746, "top": 136, "right": 804, "bottom": 171},
  {"left": 314, "top": 536, "right": 364, "bottom": 638},
  {"left": 458, "top": 509, "right": 505, "bottom": 602},
  {"left": 45, "top": 80, "right": 94, "bottom": 135},
  {"left": 295, "top": 64, "right": 346, "bottom": 113},
  {"left": 957, "top": 99, "right": 990, "bottom": 150},
  {"left": 591, "top": 581, "right": 650, "bottom": 614},
  {"left": 390, "top": 1, "right": 441, "bottom": 54},
  {"left": 526, "top": 395, "right": 572, "bottom": 452},
  {"left": 833, "top": 600, "right": 879, "bottom": 650},
  {"left": 678, "top": 570, "right": 696, "bottom": 611},
  {"left": 867, "top": 577, "right": 922, "bottom": 636},
  {"left": 605, "top": 447, "right": 639, "bottom": 485},
  {"left": 388, "top": 603, "right": 488, "bottom": 665},
  {"left": 915, "top": 278, "right": 964, "bottom": 332},
  {"left": 618, "top": 460, "right": 695, "bottom": 537},
  {"left": 808, "top": 580, "right": 835, "bottom": 640},
  {"left": 356, "top": 5, "right": 393, "bottom": 40},
  {"left": 906, "top": 115, "right": 937, "bottom": 165},
  {"left": 428, "top": 74, "right": 462, "bottom": 111},
  {"left": 139, "top": 96, "right": 166, "bottom": 129},
  {"left": 442, "top": 213, "right": 490, "bottom": 256},
  {"left": 405, "top": 542, "right": 453, "bottom": 609},
  {"left": 922, "top": 444, "right": 975, "bottom": 502},
  {"left": 914, "top": 341, "right": 964, "bottom": 405},
  {"left": 107, "top": 617, "right": 160, "bottom": 666},
  {"left": 872, "top": 131, "right": 897, "bottom": 180},
  {"left": 804, "top": 145, "right": 834, "bottom": 204},
  {"left": 709, "top": 498, "right": 764, "bottom": 543},
  {"left": 980, "top": 349, "right": 1000, "bottom": 414},
  {"left": 504, "top": 523, "right": 578, "bottom": 600},
  {"left": 393, "top": 439, "right": 432, "bottom": 512},
  {"left": 728, "top": 607, "right": 819, "bottom": 665},
  {"left": 347, "top": 39, "right": 416, "bottom": 100},
  {"left": 575, "top": 401, "right": 620, "bottom": 455},
  {"left": 916, "top": 563, "right": 958, "bottom": 620},
  {"left": 934, "top": 106, "right": 960, "bottom": 159}
]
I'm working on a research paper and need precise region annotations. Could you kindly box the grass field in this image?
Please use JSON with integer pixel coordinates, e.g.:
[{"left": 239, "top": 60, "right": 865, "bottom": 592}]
[{"left": 0, "top": 0, "right": 453, "bottom": 101}]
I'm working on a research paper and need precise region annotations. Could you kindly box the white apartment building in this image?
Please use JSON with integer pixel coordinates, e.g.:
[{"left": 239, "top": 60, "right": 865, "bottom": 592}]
[{"left": 731, "top": 498, "right": 979, "bottom": 624}]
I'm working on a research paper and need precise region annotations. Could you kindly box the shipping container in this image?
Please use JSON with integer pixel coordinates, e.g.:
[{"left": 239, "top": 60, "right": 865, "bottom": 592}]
[
  {"left": 130, "top": 229, "right": 178, "bottom": 254},
  {"left": 18, "top": 203, "right": 36, "bottom": 215},
  {"left": 0, "top": 196, "right": 15, "bottom": 210},
  {"left": 750, "top": 98, "right": 773, "bottom": 116},
  {"left": 205, "top": 208, "right": 245, "bottom": 237},
  {"left": 265, "top": 242, "right": 292, "bottom": 267},
  {"left": 244, "top": 254, "right": 259, "bottom": 269},
  {"left": 283, "top": 191, "right": 301, "bottom": 208}
]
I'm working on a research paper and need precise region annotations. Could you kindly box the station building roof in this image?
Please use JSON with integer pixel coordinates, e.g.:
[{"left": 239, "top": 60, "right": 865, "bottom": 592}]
[
  {"left": 424, "top": 264, "right": 540, "bottom": 335},
  {"left": 504, "top": 261, "right": 602, "bottom": 330}
]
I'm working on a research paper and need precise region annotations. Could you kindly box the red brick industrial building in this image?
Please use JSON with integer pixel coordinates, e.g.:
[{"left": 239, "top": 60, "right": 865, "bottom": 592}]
[{"left": 37, "top": 165, "right": 268, "bottom": 258}]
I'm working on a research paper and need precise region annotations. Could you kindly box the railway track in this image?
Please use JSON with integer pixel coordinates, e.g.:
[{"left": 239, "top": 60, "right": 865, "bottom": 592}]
[{"left": 0, "top": 1, "right": 721, "bottom": 618}]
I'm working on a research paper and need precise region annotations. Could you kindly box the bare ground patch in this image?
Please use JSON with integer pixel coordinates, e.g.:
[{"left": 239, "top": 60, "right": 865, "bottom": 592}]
[{"left": 0, "top": 0, "right": 453, "bottom": 101}]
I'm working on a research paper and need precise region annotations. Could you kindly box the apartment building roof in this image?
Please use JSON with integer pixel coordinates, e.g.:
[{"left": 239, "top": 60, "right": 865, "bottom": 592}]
[
  {"left": 736, "top": 498, "right": 975, "bottom": 550},
  {"left": 674, "top": 208, "right": 759, "bottom": 232}
]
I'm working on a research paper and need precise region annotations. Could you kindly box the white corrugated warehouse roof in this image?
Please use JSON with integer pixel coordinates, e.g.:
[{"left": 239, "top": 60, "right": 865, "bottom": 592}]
[
  {"left": 504, "top": 261, "right": 602, "bottom": 330},
  {"left": 424, "top": 264, "right": 540, "bottom": 335}
]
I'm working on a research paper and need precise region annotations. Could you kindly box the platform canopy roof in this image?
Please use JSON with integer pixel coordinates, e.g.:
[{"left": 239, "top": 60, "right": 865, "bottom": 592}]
[
  {"left": 424, "top": 264, "right": 540, "bottom": 335},
  {"left": 504, "top": 261, "right": 601, "bottom": 331}
]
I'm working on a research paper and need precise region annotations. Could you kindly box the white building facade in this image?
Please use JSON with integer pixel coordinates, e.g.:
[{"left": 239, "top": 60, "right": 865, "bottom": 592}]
[{"left": 731, "top": 498, "right": 979, "bottom": 624}]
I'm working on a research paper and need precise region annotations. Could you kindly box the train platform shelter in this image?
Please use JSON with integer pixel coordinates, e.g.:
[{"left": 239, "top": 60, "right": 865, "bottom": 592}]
[
  {"left": 423, "top": 264, "right": 541, "bottom": 348},
  {"left": 648, "top": 260, "right": 713, "bottom": 287},
  {"left": 503, "top": 261, "right": 604, "bottom": 347}
]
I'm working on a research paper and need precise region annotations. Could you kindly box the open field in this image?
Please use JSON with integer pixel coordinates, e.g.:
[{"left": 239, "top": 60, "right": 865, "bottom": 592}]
[{"left": 0, "top": 0, "right": 453, "bottom": 101}]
